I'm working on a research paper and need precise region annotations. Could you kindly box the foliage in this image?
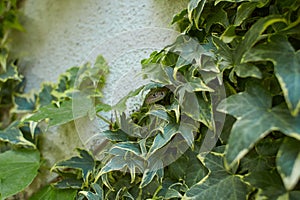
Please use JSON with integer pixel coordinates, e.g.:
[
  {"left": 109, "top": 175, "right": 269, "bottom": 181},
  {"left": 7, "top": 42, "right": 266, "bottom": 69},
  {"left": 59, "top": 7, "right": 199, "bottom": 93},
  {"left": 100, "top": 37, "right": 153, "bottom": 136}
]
[
  {"left": 1, "top": 0, "right": 300, "bottom": 199},
  {"left": 0, "top": 2, "right": 109, "bottom": 196}
]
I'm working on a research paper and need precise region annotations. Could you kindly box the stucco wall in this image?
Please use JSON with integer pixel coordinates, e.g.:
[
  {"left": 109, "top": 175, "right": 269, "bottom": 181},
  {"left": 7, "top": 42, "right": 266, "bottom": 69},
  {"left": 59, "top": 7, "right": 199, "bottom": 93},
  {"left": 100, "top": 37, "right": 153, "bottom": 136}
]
[{"left": 13, "top": 0, "right": 187, "bottom": 91}]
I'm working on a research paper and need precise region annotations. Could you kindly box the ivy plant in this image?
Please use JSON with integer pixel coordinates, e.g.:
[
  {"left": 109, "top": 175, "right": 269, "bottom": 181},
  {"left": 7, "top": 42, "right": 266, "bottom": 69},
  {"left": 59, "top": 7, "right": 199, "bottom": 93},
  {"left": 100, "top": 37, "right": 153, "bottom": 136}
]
[{"left": 1, "top": 0, "right": 300, "bottom": 199}]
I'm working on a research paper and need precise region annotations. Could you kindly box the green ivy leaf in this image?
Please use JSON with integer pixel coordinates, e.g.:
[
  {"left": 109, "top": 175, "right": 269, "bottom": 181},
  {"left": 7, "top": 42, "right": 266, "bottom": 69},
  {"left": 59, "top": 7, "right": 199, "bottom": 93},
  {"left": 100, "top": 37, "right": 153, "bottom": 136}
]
[
  {"left": 276, "top": 137, "right": 300, "bottom": 190},
  {"left": 183, "top": 147, "right": 250, "bottom": 200},
  {"left": 277, "top": 191, "right": 300, "bottom": 200},
  {"left": 171, "top": 9, "right": 187, "bottom": 25},
  {"left": 53, "top": 149, "right": 95, "bottom": 183},
  {"left": 217, "top": 82, "right": 300, "bottom": 167},
  {"left": 0, "top": 122, "right": 35, "bottom": 147},
  {"left": 240, "top": 137, "right": 282, "bottom": 173},
  {"left": 244, "top": 35, "right": 300, "bottom": 116},
  {"left": 244, "top": 169, "right": 287, "bottom": 199},
  {"left": 234, "top": 2, "right": 258, "bottom": 26},
  {"left": 215, "top": 0, "right": 269, "bottom": 7},
  {"left": 0, "top": 149, "right": 40, "bottom": 199},
  {"left": 206, "top": 3, "right": 229, "bottom": 31},
  {"left": 26, "top": 96, "right": 93, "bottom": 127},
  {"left": 29, "top": 185, "right": 77, "bottom": 200}
]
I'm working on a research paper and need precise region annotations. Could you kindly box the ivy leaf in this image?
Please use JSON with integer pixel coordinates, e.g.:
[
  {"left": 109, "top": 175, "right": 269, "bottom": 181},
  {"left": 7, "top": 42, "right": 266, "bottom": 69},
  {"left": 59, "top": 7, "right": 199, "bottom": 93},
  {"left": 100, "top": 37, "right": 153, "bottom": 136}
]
[
  {"left": 101, "top": 130, "right": 129, "bottom": 142},
  {"left": 140, "top": 158, "right": 163, "bottom": 188},
  {"left": 165, "top": 183, "right": 183, "bottom": 199},
  {"left": 148, "top": 117, "right": 198, "bottom": 155},
  {"left": 173, "top": 35, "right": 213, "bottom": 69},
  {"left": 0, "top": 64, "right": 22, "bottom": 82},
  {"left": 240, "top": 137, "right": 282, "bottom": 173},
  {"left": 0, "top": 48, "right": 8, "bottom": 72},
  {"left": 171, "top": 9, "right": 187, "bottom": 25},
  {"left": 215, "top": 0, "right": 269, "bottom": 7},
  {"left": 206, "top": 3, "right": 229, "bottom": 31},
  {"left": 276, "top": 137, "right": 300, "bottom": 190},
  {"left": 234, "top": 2, "right": 258, "bottom": 26},
  {"left": 183, "top": 147, "right": 250, "bottom": 200},
  {"left": 277, "top": 191, "right": 300, "bottom": 200},
  {"left": 78, "top": 183, "right": 104, "bottom": 200},
  {"left": 53, "top": 149, "right": 95, "bottom": 183},
  {"left": 168, "top": 150, "right": 208, "bottom": 187},
  {"left": 217, "top": 82, "right": 300, "bottom": 167},
  {"left": 0, "top": 122, "right": 35, "bottom": 147},
  {"left": 29, "top": 185, "right": 77, "bottom": 200},
  {"left": 244, "top": 170, "right": 287, "bottom": 199},
  {"left": 54, "top": 175, "right": 83, "bottom": 189},
  {"left": 213, "top": 36, "right": 262, "bottom": 81},
  {"left": 99, "top": 142, "right": 144, "bottom": 183},
  {"left": 0, "top": 149, "right": 40, "bottom": 199},
  {"left": 214, "top": 15, "right": 287, "bottom": 82},
  {"left": 38, "top": 83, "right": 55, "bottom": 107},
  {"left": 235, "top": 15, "right": 286, "bottom": 64},
  {"left": 26, "top": 96, "right": 93, "bottom": 127},
  {"left": 187, "top": 0, "right": 206, "bottom": 30},
  {"left": 185, "top": 151, "right": 208, "bottom": 187},
  {"left": 244, "top": 35, "right": 300, "bottom": 116},
  {"left": 12, "top": 92, "right": 37, "bottom": 113}
]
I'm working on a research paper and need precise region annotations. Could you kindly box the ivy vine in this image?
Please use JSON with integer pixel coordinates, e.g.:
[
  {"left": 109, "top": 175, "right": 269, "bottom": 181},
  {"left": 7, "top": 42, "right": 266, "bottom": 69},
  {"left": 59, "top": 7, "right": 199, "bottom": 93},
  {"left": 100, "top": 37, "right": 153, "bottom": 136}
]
[{"left": 1, "top": 0, "right": 300, "bottom": 199}]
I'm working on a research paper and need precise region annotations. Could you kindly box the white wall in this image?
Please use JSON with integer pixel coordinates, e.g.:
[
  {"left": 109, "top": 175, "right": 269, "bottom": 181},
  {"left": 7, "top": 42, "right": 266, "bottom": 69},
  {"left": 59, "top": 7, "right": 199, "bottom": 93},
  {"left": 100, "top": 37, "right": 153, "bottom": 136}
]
[{"left": 13, "top": 0, "right": 187, "bottom": 91}]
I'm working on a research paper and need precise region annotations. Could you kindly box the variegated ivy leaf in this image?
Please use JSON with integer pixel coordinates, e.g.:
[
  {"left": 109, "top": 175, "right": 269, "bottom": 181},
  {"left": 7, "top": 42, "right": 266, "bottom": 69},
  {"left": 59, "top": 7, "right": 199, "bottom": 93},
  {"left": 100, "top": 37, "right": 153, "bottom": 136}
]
[
  {"left": 244, "top": 169, "right": 289, "bottom": 199},
  {"left": 52, "top": 149, "right": 95, "bottom": 184},
  {"left": 148, "top": 116, "right": 199, "bottom": 155},
  {"left": 244, "top": 34, "right": 300, "bottom": 116},
  {"left": 213, "top": 15, "right": 287, "bottom": 82},
  {"left": 183, "top": 146, "right": 250, "bottom": 200},
  {"left": 98, "top": 141, "right": 146, "bottom": 184},
  {"left": 0, "top": 64, "right": 22, "bottom": 82},
  {"left": 276, "top": 137, "right": 300, "bottom": 190},
  {"left": 38, "top": 83, "right": 55, "bottom": 107},
  {"left": 217, "top": 81, "right": 300, "bottom": 167},
  {"left": 140, "top": 158, "right": 163, "bottom": 188},
  {"left": 0, "top": 121, "right": 35, "bottom": 147},
  {"left": 277, "top": 191, "right": 300, "bottom": 200},
  {"left": 78, "top": 183, "right": 104, "bottom": 200},
  {"left": 187, "top": 0, "right": 206, "bottom": 30},
  {"left": 12, "top": 92, "right": 37, "bottom": 113},
  {"left": 0, "top": 48, "right": 8, "bottom": 72}
]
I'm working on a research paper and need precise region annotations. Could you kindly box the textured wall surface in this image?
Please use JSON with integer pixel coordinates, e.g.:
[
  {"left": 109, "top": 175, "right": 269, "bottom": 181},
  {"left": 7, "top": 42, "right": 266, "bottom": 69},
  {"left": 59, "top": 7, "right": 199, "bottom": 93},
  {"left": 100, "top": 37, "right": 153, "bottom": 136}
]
[
  {"left": 11, "top": 0, "right": 187, "bottom": 168},
  {"left": 14, "top": 0, "right": 187, "bottom": 91}
]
